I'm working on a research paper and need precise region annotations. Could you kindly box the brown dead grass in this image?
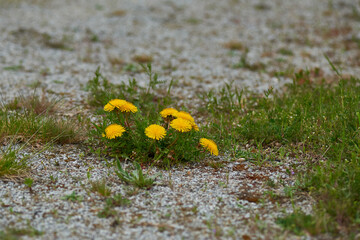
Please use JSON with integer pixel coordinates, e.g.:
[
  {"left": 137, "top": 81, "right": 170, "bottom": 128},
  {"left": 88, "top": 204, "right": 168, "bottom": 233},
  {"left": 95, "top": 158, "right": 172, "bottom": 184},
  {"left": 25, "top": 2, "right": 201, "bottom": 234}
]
[
  {"left": 6, "top": 93, "right": 58, "bottom": 115},
  {"left": 132, "top": 54, "right": 153, "bottom": 64},
  {"left": 108, "top": 10, "right": 127, "bottom": 17},
  {"left": 223, "top": 41, "right": 244, "bottom": 51}
]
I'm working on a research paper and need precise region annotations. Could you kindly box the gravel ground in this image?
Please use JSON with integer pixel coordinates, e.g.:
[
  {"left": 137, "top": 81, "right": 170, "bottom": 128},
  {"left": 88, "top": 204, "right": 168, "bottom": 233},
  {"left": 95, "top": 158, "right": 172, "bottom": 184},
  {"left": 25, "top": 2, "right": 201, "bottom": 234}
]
[{"left": 0, "top": 0, "right": 359, "bottom": 239}]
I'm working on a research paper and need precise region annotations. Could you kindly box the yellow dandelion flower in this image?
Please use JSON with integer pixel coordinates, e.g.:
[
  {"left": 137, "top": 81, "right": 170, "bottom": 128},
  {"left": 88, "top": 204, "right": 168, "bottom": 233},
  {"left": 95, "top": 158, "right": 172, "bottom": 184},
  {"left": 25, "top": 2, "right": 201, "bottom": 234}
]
[
  {"left": 145, "top": 124, "right": 166, "bottom": 140},
  {"left": 174, "top": 111, "right": 195, "bottom": 123},
  {"left": 199, "top": 138, "right": 219, "bottom": 156},
  {"left": 170, "top": 118, "right": 192, "bottom": 132},
  {"left": 104, "top": 99, "right": 127, "bottom": 112},
  {"left": 104, "top": 124, "right": 125, "bottom": 139},
  {"left": 104, "top": 103, "right": 115, "bottom": 112},
  {"left": 104, "top": 99, "right": 138, "bottom": 113},
  {"left": 117, "top": 101, "right": 138, "bottom": 113},
  {"left": 174, "top": 111, "right": 199, "bottom": 131},
  {"left": 191, "top": 122, "right": 200, "bottom": 131},
  {"left": 160, "top": 108, "right": 178, "bottom": 118}
]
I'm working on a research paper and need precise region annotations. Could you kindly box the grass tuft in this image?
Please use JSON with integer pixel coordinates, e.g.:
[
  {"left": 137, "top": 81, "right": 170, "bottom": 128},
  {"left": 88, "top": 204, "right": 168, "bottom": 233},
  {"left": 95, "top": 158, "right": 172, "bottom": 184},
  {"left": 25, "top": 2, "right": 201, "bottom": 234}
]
[
  {"left": 6, "top": 93, "right": 58, "bottom": 115},
  {"left": 98, "top": 194, "right": 130, "bottom": 218},
  {"left": 87, "top": 65, "right": 217, "bottom": 164},
  {"left": 0, "top": 110, "right": 84, "bottom": 144},
  {"left": 199, "top": 64, "right": 360, "bottom": 236},
  {"left": 115, "top": 160, "right": 158, "bottom": 189},
  {"left": 132, "top": 54, "right": 153, "bottom": 64},
  {"left": 85, "top": 64, "right": 172, "bottom": 114},
  {"left": 90, "top": 179, "right": 112, "bottom": 197},
  {"left": 0, "top": 226, "right": 43, "bottom": 239},
  {"left": 276, "top": 210, "right": 320, "bottom": 235},
  {"left": 0, "top": 146, "right": 28, "bottom": 179},
  {"left": 0, "top": 93, "right": 86, "bottom": 145},
  {"left": 223, "top": 41, "right": 244, "bottom": 51}
]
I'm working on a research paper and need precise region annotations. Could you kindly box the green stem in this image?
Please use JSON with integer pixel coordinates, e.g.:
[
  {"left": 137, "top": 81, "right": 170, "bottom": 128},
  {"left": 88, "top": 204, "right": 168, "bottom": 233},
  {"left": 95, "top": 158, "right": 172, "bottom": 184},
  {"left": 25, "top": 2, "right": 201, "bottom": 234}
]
[
  {"left": 124, "top": 113, "right": 130, "bottom": 128},
  {"left": 168, "top": 135, "right": 179, "bottom": 149},
  {"left": 116, "top": 111, "right": 123, "bottom": 125},
  {"left": 148, "top": 139, "right": 156, "bottom": 153}
]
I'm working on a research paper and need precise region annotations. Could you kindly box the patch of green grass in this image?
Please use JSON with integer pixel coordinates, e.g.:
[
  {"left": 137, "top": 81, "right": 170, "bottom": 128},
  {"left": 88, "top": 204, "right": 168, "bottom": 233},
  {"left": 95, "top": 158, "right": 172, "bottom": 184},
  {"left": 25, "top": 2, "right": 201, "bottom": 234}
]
[
  {"left": 276, "top": 210, "right": 329, "bottom": 235},
  {"left": 91, "top": 105, "right": 206, "bottom": 164},
  {"left": 232, "top": 51, "right": 266, "bottom": 71},
  {"left": 1, "top": 94, "right": 86, "bottom": 144},
  {"left": 350, "top": 35, "right": 360, "bottom": 48},
  {"left": 197, "top": 82, "right": 243, "bottom": 149},
  {"left": 62, "top": 191, "right": 83, "bottom": 202},
  {"left": 206, "top": 160, "right": 224, "bottom": 169},
  {"left": 0, "top": 226, "right": 43, "bottom": 240},
  {"left": 0, "top": 109, "right": 84, "bottom": 144},
  {"left": 277, "top": 48, "right": 294, "bottom": 56},
  {"left": 24, "top": 177, "right": 34, "bottom": 191},
  {"left": 201, "top": 69, "right": 360, "bottom": 159},
  {"left": 87, "top": 65, "right": 218, "bottom": 164},
  {"left": 98, "top": 194, "right": 130, "bottom": 218},
  {"left": 186, "top": 17, "right": 201, "bottom": 25},
  {"left": 348, "top": 6, "right": 360, "bottom": 21},
  {"left": 0, "top": 94, "right": 71, "bottom": 179},
  {"left": 85, "top": 64, "right": 173, "bottom": 115},
  {"left": 41, "top": 33, "right": 73, "bottom": 51},
  {"left": 3, "top": 65, "right": 23, "bottom": 71},
  {"left": 115, "top": 160, "right": 158, "bottom": 189},
  {"left": 6, "top": 93, "right": 58, "bottom": 115},
  {"left": 0, "top": 145, "right": 28, "bottom": 179},
  {"left": 299, "top": 156, "right": 360, "bottom": 233},
  {"left": 90, "top": 179, "right": 112, "bottom": 197},
  {"left": 243, "top": 75, "right": 358, "bottom": 159},
  {"left": 200, "top": 59, "right": 360, "bottom": 236},
  {"left": 111, "top": 193, "right": 131, "bottom": 206},
  {"left": 271, "top": 66, "right": 295, "bottom": 78},
  {"left": 232, "top": 145, "right": 272, "bottom": 166},
  {"left": 122, "top": 63, "right": 141, "bottom": 73},
  {"left": 27, "top": 80, "right": 42, "bottom": 89},
  {"left": 97, "top": 203, "right": 117, "bottom": 218},
  {"left": 85, "top": 59, "right": 359, "bottom": 236},
  {"left": 254, "top": 3, "right": 271, "bottom": 11}
]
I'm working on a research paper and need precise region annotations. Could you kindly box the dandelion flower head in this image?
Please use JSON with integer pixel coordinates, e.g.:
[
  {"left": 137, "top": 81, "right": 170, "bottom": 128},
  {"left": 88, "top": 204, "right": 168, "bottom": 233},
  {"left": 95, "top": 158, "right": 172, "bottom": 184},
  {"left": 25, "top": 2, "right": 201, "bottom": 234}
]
[
  {"left": 160, "top": 108, "right": 178, "bottom": 118},
  {"left": 174, "top": 111, "right": 195, "bottom": 123},
  {"left": 104, "top": 99, "right": 137, "bottom": 113},
  {"left": 199, "top": 138, "right": 219, "bottom": 156},
  {"left": 174, "top": 111, "right": 199, "bottom": 131},
  {"left": 104, "top": 99, "right": 127, "bottom": 112},
  {"left": 118, "top": 101, "right": 138, "bottom": 113},
  {"left": 191, "top": 122, "right": 200, "bottom": 131},
  {"left": 170, "top": 118, "right": 192, "bottom": 132},
  {"left": 145, "top": 124, "right": 166, "bottom": 140},
  {"left": 104, "top": 124, "right": 126, "bottom": 139}
]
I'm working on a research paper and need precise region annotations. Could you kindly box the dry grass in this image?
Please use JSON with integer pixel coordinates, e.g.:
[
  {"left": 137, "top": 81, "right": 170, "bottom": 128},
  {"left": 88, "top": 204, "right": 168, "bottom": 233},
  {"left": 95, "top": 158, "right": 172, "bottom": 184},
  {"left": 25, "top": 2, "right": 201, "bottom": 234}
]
[
  {"left": 132, "top": 54, "right": 153, "bottom": 64},
  {"left": 108, "top": 9, "right": 127, "bottom": 17},
  {"left": 223, "top": 41, "right": 244, "bottom": 51},
  {"left": 6, "top": 93, "right": 58, "bottom": 115},
  {"left": 108, "top": 57, "right": 125, "bottom": 67},
  {"left": 1, "top": 93, "right": 87, "bottom": 145}
]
